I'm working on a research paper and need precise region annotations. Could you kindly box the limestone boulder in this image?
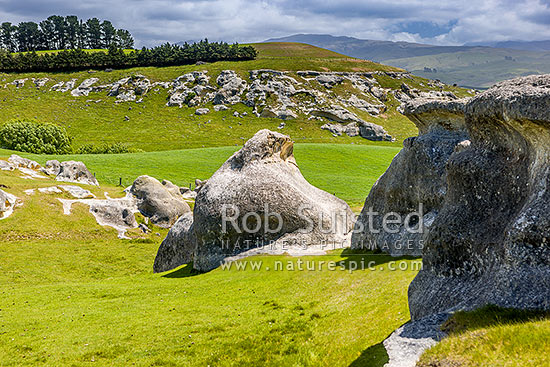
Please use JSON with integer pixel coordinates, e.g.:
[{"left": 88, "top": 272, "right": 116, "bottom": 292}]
[
  {"left": 351, "top": 98, "right": 470, "bottom": 256},
  {"left": 71, "top": 78, "right": 99, "bottom": 96},
  {"left": 129, "top": 175, "right": 191, "bottom": 228},
  {"left": 0, "top": 189, "right": 18, "bottom": 219},
  {"left": 312, "top": 105, "right": 393, "bottom": 141},
  {"left": 8, "top": 154, "right": 41, "bottom": 169},
  {"left": 408, "top": 74, "right": 550, "bottom": 319},
  {"left": 0, "top": 160, "right": 15, "bottom": 171},
  {"left": 316, "top": 74, "right": 344, "bottom": 88},
  {"left": 195, "top": 108, "right": 210, "bottom": 115},
  {"left": 43, "top": 160, "right": 61, "bottom": 176},
  {"left": 154, "top": 212, "right": 196, "bottom": 273},
  {"left": 88, "top": 200, "right": 138, "bottom": 233},
  {"left": 311, "top": 105, "right": 362, "bottom": 124},
  {"left": 154, "top": 129, "right": 354, "bottom": 272},
  {"left": 358, "top": 121, "right": 394, "bottom": 142},
  {"left": 321, "top": 122, "right": 359, "bottom": 137},
  {"left": 56, "top": 161, "right": 99, "bottom": 186}
]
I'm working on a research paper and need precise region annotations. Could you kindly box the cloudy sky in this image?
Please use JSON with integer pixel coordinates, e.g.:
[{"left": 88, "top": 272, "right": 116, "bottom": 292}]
[{"left": 1, "top": 0, "right": 550, "bottom": 47}]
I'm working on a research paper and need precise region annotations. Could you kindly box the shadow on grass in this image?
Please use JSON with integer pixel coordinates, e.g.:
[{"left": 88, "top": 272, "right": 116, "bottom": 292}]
[
  {"left": 337, "top": 248, "right": 421, "bottom": 271},
  {"left": 161, "top": 263, "right": 202, "bottom": 278},
  {"left": 442, "top": 305, "right": 550, "bottom": 334},
  {"left": 348, "top": 340, "right": 389, "bottom": 367}
]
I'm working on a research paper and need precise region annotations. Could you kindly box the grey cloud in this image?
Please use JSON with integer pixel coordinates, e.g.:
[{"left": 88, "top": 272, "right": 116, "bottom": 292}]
[{"left": 0, "top": 0, "right": 549, "bottom": 47}]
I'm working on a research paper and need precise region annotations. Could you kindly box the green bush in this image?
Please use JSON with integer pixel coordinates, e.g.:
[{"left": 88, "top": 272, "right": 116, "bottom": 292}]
[
  {"left": 0, "top": 120, "right": 73, "bottom": 154},
  {"left": 75, "top": 142, "right": 143, "bottom": 154}
]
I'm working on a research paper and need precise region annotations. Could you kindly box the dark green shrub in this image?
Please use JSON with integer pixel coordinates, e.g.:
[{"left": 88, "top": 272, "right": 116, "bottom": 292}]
[
  {"left": 0, "top": 120, "right": 73, "bottom": 154},
  {"left": 75, "top": 142, "right": 143, "bottom": 154}
]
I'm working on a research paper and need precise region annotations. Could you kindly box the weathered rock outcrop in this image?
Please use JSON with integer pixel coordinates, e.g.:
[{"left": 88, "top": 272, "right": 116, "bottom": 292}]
[
  {"left": 0, "top": 160, "right": 14, "bottom": 171},
  {"left": 409, "top": 74, "right": 550, "bottom": 319},
  {"left": 59, "top": 194, "right": 138, "bottom": 238},
  {"left": 15, "top": 69, "right": 468, "bottom": 144},
  {"left": 260, "top": 107, "right": 297, "bottom": 120},
  {"left": 351, "top": 98, "right": 470, "bottom": 256},
  {"left": 8, "top": 154, "right": 41, "bottom": 169},
  {"left": 311, "top": 105, "right": 364, "bottom": 124},
  {"left": 108, "top": 74, "right": 151, "bottom": 101},
  {"left": 312, "top": 105, "right": 394, "bottom": 141},
  {"left": 71, "top": 78, "right": 99, "bottom": 96},
  {"left": 51, "top": 79, "right": 76, "bottom": 92},
  {"left": 129, "top": 175, "right": 191, "bottom": 228},
  {"left": 321, "top": 122, "right": 359, "bottom": 137},
  {"left": 213, "top": 70, "right": 247, "bottom": 105},
  {"left": 43, "top": 160, "right": 61, "bottom": 176},
  {"left": 0, "top": 189, "right": 19, "bottom": 219},
  {"left": 154, "top": 129, "right": 354, "bottom": 273},
  {"left": 1, "top": 156, "right": 99, "bottom": 186},
  {"left": 56, "top": 161, "right": 99, "bottom": 186}
]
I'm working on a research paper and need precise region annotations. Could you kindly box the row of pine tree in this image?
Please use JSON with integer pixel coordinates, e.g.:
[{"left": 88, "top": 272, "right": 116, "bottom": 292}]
[
  {"left": 0, "top": 15, "right": 134, "bottom": 52},
  {"left": 0, "top": 40, "right": 257, "bottom": 72}
]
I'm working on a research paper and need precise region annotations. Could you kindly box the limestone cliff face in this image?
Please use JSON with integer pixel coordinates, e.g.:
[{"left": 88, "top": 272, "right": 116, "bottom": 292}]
[
  {"left": 409, "top": 74, "right": 550, "bottom": 320},
  {"left": 351, "top": 98, "right": 470, "bottom": 256}
]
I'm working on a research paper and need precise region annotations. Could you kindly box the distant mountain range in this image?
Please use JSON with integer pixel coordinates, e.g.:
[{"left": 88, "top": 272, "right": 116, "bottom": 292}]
[
  {"left": 263, "top": 34, "right": 550, "bottom": 88},
  {"left": 466, "top": 40, "right": 550, "bottom": 52}
]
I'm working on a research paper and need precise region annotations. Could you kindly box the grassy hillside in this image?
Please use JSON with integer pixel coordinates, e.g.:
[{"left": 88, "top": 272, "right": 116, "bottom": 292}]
[{"left": 0, "top": 42, "right": 468, "bottom": 151}]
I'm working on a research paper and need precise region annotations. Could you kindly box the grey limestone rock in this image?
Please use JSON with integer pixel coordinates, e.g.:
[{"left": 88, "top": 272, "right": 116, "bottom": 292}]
[
  {"left": 130, "top": 175, "right": 191, "bottom": 228},
  {"left": 409, "top": 74, "right": 550, "bottom": 319},
  {"left": 56, "top": 161, "right": 99, "bottom": 186},
  {"left": 351, "top": 98, "right": 469, "bottom": 256},
  {"left": 154, "top": 129, "right": 354, "bottom": 272}
]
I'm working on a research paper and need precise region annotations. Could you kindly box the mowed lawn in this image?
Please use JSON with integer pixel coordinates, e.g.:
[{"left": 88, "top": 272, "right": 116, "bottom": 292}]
[
  {"left": 0, "top": 143, "right": 401, "bottom": 206},
  {"left": 0, "top": 143, "right": 416, "bottom": 366}
]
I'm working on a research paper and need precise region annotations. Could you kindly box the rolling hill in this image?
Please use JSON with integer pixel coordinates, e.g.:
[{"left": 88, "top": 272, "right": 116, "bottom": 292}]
[
  {"left": 265, "top": 34, "right": 550, "bottom": 88},
  {"left": 0, "top": 42, "right": 468, "bottom": 151}
]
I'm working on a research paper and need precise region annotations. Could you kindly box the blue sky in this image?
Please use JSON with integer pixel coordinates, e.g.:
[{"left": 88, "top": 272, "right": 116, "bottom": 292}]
[{"left": 1, "top": 0, "right": 549, "bottom": 47}]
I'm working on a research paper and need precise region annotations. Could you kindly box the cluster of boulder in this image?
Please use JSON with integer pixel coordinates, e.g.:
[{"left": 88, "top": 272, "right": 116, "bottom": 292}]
[
  {"left": 4, "top": 69, "right": 464, "bottom": 142},
  {"left": 154, "top": 129, "right": 354, "bottom": 273},
  {"left": 0, "top": 155, "right": 100, "bottom": 220},
  {"left": 1, "top": 154, "right": 99, "bottom": 185},
  {"left": 1, "top": 153, "right": 194, "bottom": 236},
  {"left": 59, "top": 175, "right": 192, "bottom": 238}
]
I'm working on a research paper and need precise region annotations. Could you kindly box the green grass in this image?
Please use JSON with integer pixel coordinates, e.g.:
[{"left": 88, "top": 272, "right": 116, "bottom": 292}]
[
  {"left": 418, "top": 306, "right": 550, "bottom": 367},
  {"left": 0, "top": 143, "right": 401, "bottom": 207},
  {"left": 0, "top": 151, "right": 418, "bottom": 366}
]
